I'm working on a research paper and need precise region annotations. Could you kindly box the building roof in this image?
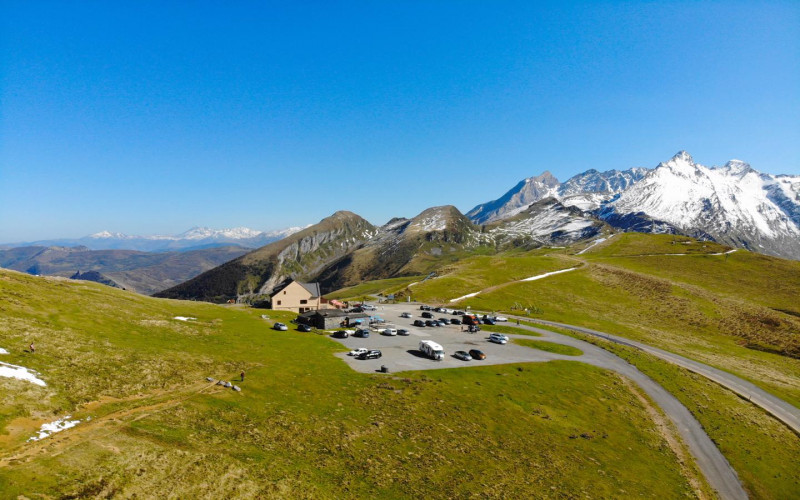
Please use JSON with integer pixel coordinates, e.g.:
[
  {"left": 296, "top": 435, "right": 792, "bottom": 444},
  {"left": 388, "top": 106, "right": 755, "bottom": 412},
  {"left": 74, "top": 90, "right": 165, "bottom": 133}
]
[
  {"left": 270, "top": 280, "right": 321, "bottom": 298},
  {"left": 298, "top": 309, "right": 368, "bottom": 319},
  {"left": 298, "top": 282, "right": 321, "bottom": 297}
]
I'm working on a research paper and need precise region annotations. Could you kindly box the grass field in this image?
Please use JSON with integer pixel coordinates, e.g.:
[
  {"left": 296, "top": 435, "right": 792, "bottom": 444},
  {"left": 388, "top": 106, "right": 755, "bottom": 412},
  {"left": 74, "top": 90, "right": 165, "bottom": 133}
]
[
  {"left": 0, "top": 270, "right": 703, "bottom": 498},
  {"left": 324, "top": 275, "right": 425, "bottom": 300},
  {"left": 549, "top": 327, "right": 800, "bottom": 499},
  {"left": 514, "top": 339, "right": 583, "bottom": 356}
]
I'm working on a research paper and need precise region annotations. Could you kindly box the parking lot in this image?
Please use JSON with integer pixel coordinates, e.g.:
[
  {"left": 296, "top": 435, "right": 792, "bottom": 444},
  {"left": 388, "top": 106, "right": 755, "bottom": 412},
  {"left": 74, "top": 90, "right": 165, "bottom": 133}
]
[{"left": 330, "top": 303, "right": 584, "bottom": 373}]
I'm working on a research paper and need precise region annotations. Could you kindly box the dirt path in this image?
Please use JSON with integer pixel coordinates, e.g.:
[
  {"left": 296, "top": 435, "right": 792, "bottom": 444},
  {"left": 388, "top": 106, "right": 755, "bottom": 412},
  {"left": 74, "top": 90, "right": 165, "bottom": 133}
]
[{"left": 0, "top": 381, "right": 225, "bottom": 468}]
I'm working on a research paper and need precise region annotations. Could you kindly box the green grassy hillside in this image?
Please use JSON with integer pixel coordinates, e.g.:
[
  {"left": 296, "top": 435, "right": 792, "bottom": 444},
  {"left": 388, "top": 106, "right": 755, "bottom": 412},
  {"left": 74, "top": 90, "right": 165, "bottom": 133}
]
[{"left": 0, "top": 269, "right": 703, "bottom": 498}]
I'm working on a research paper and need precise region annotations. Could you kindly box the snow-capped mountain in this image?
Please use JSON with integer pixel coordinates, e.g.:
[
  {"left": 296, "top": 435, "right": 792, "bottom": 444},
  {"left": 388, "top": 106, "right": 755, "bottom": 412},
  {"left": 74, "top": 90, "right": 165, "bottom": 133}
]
[
  {"left": 488, "top": 198, "right": 603, "bottom": 246},
  {"left": 468, "top": 167, "right": 648, "bottom": 224},
  {"left": 600, "top": 152, "right": 800, "bottom": 259},
  {"left": 468, "top": 151, "right": 800, "bottom": 260},
  {"left": 467, "top": 172, "right": 560, "bottom": 224},
  {"left": 11, "top": 226, "right": 305, "bottom": 252}
]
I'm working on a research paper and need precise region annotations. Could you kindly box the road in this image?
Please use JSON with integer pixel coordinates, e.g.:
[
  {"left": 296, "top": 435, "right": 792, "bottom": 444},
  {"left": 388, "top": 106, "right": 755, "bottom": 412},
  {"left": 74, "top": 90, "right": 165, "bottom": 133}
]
[
  {"left": 526, "top": 318, "right": 800, "bottom": 436},
  {"left": 332, "top": 304, "right": 748, "bottom": 499}
]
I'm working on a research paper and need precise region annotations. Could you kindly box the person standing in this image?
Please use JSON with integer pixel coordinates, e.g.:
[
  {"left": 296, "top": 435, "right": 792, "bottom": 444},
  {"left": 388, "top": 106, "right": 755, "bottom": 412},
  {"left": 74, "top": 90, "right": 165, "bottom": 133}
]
[
  {"left": 240, "top": 370, "right": 245, "bottom": 382},
  {"left": 29, "top": 342, "right": 35, "bottom": 353}
]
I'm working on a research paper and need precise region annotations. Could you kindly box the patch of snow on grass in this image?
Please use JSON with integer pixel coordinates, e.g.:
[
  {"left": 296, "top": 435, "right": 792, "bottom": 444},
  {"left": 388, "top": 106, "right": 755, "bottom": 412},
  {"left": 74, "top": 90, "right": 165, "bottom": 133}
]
[
  {"left": 577, "top": 237, "right": 608, "bottom": 255},
  {"left": 710, "top": 249, "right": 738, "bottom": 256},
  {"left": 28, "top": 416, "right": 81, "bottom": 442},
  {"left": 173, "top": 316, "right": 196, "bottom": 322},
  {"left": 0, "top": 361, "right": 46, "bottom": 386},
  {"left": 449, "top": 291, "right": 481, "bottom": 303},
  {"left": 520, "top": 267, "right": 579, "bottom": 282},
  {"left": 0, "top": 347, "right": 8, "bottom": 354}
]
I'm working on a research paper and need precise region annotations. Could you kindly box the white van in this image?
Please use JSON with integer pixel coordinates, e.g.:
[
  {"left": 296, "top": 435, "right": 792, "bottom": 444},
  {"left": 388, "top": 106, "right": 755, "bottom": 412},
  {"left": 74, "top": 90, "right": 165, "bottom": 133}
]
[{"left": 419, "top": 340, "right": 445, "bottom": 361}]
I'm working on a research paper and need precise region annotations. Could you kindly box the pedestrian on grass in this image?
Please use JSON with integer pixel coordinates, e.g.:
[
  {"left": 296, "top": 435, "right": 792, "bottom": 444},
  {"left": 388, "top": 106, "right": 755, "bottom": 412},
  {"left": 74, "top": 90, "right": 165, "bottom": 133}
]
[
  {"left": 29, "top": 342, "right": 35, "bottom": 353},
  {"left": 240, "top": 370, "right": 245, "bottom": 382}
]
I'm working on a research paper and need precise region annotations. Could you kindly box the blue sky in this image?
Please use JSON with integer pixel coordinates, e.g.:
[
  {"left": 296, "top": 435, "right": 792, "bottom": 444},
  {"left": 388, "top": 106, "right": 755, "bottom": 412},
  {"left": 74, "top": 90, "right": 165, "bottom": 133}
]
[{"left": 1, "top": 1, "right": 798, "bottom": 241}]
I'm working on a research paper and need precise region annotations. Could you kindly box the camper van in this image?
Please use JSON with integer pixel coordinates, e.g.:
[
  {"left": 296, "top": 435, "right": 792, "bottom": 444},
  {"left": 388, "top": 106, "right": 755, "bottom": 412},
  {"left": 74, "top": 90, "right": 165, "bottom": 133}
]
[{"left": 419, "top": 340, "right": 445, "bottom": 361}]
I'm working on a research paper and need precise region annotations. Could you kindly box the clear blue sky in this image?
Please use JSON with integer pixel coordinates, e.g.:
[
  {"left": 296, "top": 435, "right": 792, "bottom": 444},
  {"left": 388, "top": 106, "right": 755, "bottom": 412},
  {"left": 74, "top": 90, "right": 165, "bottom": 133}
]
[{"left": 1, "top": 1, "right": 798, "bottom": 242}]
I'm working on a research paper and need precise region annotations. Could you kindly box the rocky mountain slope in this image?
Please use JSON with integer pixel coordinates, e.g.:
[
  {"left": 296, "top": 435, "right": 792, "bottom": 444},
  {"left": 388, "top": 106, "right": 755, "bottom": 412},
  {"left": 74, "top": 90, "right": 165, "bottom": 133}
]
[
  {"left": 154, "top": 211, "right": 377, "bottom": 302},
  {"left": 0, "top": 245, "right": 249, "bottom": 295}
]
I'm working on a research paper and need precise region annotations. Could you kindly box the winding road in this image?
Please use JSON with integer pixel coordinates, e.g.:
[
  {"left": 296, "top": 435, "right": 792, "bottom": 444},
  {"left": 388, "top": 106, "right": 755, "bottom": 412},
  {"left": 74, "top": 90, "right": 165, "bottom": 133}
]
[
  {"left": 506, "top": 321, "right": 749, "bottom": 500},
  {"left": 527, "top": 318, "right": 800, "bottom": 436}
]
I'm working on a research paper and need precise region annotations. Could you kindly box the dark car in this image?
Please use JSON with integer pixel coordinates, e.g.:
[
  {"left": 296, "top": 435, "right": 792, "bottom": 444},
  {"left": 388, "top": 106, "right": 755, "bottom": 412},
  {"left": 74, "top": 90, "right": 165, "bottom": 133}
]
[
  {"left": 357, "top": 349, "right": 382, "bottom": 360},
  {"left": 413, "top": 319, "right": 426, "bottom": 327},
  {"left": 437, "top": 320, "right": 449, "bottom": 326},
  {"left": 297, "top": 324, "right": 312, "bottom": 332},
  {"left": 450, "top": 318, "right": 461, "bottom": 325},
  {"left": 469, "top": 349, "right": 486, "bottom": 360},
  {"left": 421, "top": 311, "right": 434, "bottom": 319},
  {"left": 425, "top": 320, "right": 437, "bottom": 327},
  {"left": 439, "top": 317, "right": 450, "bottom": 324},
  {"left": 354, "top": 329, "right": 370, "bottom": 338},
  {"left": 483, "top": 317, "right": 496, "bottom": 325},
  {"left": 332, "top": 330, "right": 349, "bottom": 339},
  {"left": 398, "top": 329, "right": 410, "bottom": 336}
]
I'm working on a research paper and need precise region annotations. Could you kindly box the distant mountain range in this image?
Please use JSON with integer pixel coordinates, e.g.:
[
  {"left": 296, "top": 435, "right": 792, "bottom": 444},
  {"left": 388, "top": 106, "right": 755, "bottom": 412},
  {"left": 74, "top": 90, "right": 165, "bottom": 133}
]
[
  {"left": 156, "top": 151, "right": 799, "bottom": 304},
  {"left": 469, "top": 151, "right": 800, "bottom": 260},
  {"left": 0, "top": 245, "right": 250, "bottom": 295},
  {"left": 2, "top": 226, "right": 305, "bottom": 252}
]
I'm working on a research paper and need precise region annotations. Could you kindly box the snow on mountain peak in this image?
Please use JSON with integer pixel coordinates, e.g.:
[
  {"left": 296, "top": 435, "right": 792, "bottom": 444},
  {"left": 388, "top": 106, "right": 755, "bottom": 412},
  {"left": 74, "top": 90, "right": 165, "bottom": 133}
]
[{"left": 89, "top": 231, "right": 128, "bottom": 239}]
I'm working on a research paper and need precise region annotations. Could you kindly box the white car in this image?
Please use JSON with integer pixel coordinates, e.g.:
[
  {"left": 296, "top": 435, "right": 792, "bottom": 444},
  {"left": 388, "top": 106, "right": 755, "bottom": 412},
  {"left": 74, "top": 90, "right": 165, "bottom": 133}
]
[
  {"left": 493, "top": 316, "right": 508, "bottom": 322},
  {"left": 273, "top": 322, "right": 289, "bottom": 331},
  {"left": 349, "top": 348, "right": 368, "bottom": 357},
  {"left": 400, "top": 312, "right": 413, "bottom": 318},
  {"left": 489, "top": 333, "right": 508, "bottom": 344},
  {"left": 381, "top": 328, "right": 398, "bottom": 336}
]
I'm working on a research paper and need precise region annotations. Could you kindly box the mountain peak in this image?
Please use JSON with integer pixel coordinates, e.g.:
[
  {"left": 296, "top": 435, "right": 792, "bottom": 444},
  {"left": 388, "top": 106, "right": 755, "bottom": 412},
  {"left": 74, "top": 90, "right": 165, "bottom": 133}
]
[{"left": 671, "top": 150, "right": 694, "bottom": 163}]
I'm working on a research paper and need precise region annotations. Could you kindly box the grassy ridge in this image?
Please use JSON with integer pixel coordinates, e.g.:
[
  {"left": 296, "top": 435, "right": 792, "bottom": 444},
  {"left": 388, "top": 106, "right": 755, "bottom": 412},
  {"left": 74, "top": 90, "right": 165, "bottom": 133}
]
[
  {"left": 0, "top": 270, "right": 698, "bottom": 497},
  {"left": 514, "top": 339, "right": 583, "bottom": 356}
]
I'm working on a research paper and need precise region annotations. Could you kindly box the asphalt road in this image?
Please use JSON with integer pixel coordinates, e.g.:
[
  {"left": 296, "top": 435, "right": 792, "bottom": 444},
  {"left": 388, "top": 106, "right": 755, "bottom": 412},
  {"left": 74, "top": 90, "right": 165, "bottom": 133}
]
[
  {"left": 527, "top": 318, "right": 800, "bottom": 437},
  {"left": 330, "top": 303, "right": 747, "bottom": 500}
]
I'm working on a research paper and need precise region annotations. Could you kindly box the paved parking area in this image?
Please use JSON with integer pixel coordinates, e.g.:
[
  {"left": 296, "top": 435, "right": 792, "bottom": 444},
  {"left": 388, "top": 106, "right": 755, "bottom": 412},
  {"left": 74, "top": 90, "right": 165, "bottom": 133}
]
[{"left": 330, "top": 303, "right": 579, "bottom": 373}]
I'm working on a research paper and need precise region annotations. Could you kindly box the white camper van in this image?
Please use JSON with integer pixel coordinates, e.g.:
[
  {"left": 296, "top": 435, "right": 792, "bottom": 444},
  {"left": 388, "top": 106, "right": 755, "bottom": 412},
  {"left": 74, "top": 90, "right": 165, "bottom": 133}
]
[{"left": 419, "top": 340, "right": 445, "bottom": 361}]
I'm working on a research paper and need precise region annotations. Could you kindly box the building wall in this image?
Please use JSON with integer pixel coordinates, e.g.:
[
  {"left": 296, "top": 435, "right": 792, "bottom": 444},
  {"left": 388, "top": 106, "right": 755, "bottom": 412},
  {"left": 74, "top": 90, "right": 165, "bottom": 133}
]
[{"left": 271, "top": 281, "right": 321, "bottom": 313}]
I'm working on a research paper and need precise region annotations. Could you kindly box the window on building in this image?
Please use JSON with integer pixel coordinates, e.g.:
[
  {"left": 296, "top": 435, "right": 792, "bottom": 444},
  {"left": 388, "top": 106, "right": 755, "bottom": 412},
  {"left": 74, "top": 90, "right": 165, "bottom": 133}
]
[
  {"left": 300, "top": 299, "right": 307, "bottom": 304},
  {"left": 277, "top": 300, "right": 282, "bottom": 305}
]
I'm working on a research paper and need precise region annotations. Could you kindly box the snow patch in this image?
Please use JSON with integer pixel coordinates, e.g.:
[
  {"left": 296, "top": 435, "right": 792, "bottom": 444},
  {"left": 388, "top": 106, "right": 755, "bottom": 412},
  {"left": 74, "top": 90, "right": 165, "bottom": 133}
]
[
  {"left": 173, "top": 316, "right": 196, "bottom": 322},
  {"left": 449, "top": 291, "right": 481, "bottom": 303},
  {"left": 0, "top": 347, "right": 8, "bottom": 354},
  {"left": 0, "top": 361, "right": 46, "bottom": 386},
  {"left": 576, "top": 235, "right": 612, "bottom": 255},
  {"left": 28, "top": 416, "right": 81, "bottom": 441},
  {"left": 520, "top": 267, "right": 579, "bottom": 282}
]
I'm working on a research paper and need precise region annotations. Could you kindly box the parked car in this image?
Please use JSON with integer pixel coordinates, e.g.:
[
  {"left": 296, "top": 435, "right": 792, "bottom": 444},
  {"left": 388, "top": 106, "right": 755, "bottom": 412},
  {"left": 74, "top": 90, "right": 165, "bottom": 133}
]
[
  {"left": 400, "top": 312, "right": 413, "bottom": 318},
  {"left": 425, "top": 320, "right": 437, "bottom": 327},
  {"left": 469, "top": 349, "right": 486, "bottom": 360},
  {"left": 419, "top": 305, "right": 431, "bottom": 311},
  {"left": 489, "top": 333, "right": 508, "bottom": 344},
  {"left": 357, "top": 349, "right": 382, "bottom": 360},
  {"left": 452, "top": 310, "right": 465, "bottom": 316},
  {"left": 362, "top": 304, "right": 377, "bottom": 311},
  {"left": 493, "top": 316, "right": 508, "bottom": 322},
  {"left": 436, "top": 320, "right": 449, "bottom": 327},
  {"left": 333, "top": 330, "right": 350, "bottom": 339},
  {"left": 449, "top": 318, "right": 461, "bottom": 325},
  {"left": 438, "top": 317, "right": 450, "bottom": 323},
  {"left": 421, "top": 311, "right": 434, "bottom": 319},
  {"left": 349, "top": 348, "right": 368, "bottom": 357},
  {"left": 273, "top": 322, "right": 288, "bottom": 331},
  {"left": 483, "top": 317, "right": 496, "bottom": 325},
  {"left": 297, "top": 324, "right": 312, "bottom": 332},
  {"left": 413, "top": 320, "right": 427, "bottom": 327},
  {"left": 381, "top": 328, "right": 398, "bottom": 336},
  {"left": 454, "top": 350, "right": 472, "bottom": 361},
  {"left": 354, "top": 329, "right": 370, "bottom": 338},
  {"left": 397, "top": 329, "right": 410, "bottom": 336},
  {"left": 468, "top": 325, "right": 481, "bottom": 333}
]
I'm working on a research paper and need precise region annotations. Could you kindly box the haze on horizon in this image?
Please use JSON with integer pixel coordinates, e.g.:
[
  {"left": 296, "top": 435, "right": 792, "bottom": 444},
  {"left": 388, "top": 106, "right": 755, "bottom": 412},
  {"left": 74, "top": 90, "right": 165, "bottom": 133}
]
[{"left": 1, "top": 1, "right": 798, "bottom": 242}]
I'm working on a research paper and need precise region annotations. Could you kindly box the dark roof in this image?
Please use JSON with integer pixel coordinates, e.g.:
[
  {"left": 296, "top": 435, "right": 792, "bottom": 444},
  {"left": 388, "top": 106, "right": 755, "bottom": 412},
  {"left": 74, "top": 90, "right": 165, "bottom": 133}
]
[
  {"left": 298, "top": 309, "right": 368, "bottom": 319},
  {"left": 298, "top": 282, "right": 321, "bottom": 297},
  {"left": 270, "top": 280, "right": 321, "bottom": 298}
]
